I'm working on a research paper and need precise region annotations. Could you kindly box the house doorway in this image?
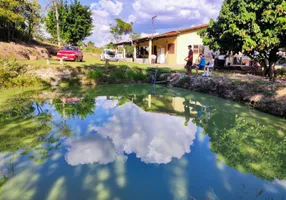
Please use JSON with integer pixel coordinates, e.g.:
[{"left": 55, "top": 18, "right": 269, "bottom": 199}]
[
  {"left": 158, "top": 48, "right": 165, "bottom": 64},
  {"left": 154, "top": 46, "right": 157, "bottom": 63}
]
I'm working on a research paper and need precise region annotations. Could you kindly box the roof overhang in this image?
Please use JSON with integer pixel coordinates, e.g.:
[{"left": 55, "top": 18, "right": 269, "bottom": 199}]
[{"left": 114, "top": 24, "right": 209, "bottom": 45}]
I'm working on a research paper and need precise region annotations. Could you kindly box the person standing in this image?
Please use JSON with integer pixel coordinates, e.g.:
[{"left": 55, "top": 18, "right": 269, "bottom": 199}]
[{"left": 184, "top": 45, "right": 193, "bottom": 75}]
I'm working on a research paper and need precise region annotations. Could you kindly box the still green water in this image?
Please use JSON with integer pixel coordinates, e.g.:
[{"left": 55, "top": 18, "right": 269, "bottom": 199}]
[{"left": 0, "top": 84, "right": 285, "bottom": 200}]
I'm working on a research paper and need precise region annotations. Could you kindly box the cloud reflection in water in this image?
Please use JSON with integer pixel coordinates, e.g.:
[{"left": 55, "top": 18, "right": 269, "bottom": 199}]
[{"left": 65, "top": 101, "right": 197, "bottom": 165}]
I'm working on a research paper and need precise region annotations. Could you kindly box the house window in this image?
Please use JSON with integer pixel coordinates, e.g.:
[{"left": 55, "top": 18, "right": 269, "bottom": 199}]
[
  {"left": 168, "top": 43, "right": 175, "bottom": 54},
  {"left": 193, "top": 45, "right": 204, "bottom": 54}
]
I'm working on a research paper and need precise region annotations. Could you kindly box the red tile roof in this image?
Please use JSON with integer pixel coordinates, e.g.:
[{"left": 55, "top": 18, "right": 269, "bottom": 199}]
[{"left": 115, "top": 24, "right": 208, "bottom": 45}]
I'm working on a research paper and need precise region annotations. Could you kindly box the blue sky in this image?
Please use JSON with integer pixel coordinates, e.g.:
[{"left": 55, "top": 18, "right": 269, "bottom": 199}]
[{"left": 40, "top": 0, "right": 224, "bottom": 46}]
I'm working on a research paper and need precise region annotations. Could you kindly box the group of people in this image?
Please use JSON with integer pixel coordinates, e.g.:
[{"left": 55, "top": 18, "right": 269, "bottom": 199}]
[{"left": 184, "top": 45, "right": 214, "bottom": 76}]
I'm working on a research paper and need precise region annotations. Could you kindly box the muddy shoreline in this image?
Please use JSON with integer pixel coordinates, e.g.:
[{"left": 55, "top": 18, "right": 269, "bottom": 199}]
[{"left": 158, "top": 73, "right": 286, "bottom": 118}]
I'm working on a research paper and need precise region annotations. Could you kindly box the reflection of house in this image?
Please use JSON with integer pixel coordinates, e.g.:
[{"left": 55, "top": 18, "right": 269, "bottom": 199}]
[
  {"left": 171, "top": 97, "right": 202, "bottom": 114},
  {"left": 134, "top": 95, "right": 201, "bottom": 117},
  {"left": 115, "top": 24, "right": 209, "bottom": 65}
]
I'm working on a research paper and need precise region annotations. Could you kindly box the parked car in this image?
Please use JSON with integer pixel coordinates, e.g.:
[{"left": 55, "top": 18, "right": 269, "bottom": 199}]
[
  {"left": 57, "top": 46, "right": 83, "bottom": 62},
  {"left": 100, "top": 49, "right": 118, "bottom": 62}
]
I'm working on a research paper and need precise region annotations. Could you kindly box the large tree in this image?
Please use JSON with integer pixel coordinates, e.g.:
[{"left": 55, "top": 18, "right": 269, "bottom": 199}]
[
  {"left": 110, "top": 18, "right": 133, "bottom": 42},
  {"left": 0, "top": 0, "right": 41, "bottom": 41},
  {"left": 0, "top": 0, "right": 24, "bottom": 41},
  {"left": 45, "top": 0, "right": 93, "bottom": 45},
  {"left": 200, "top": 0, "right": 286, "bottom": 80},
  {"left": 22, "top": 0, "right": 42, "bottom": 41}
]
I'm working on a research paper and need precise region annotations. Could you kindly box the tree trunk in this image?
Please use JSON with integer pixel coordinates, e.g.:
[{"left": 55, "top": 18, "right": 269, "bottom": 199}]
[
  {"left": 11, "top": 23, "right": 15, "bottom": 41},
  {"left": 28, "top": 21, "right": 32, "bottom": 42},
  {"left": 7, "top": 23, "right": 10, "bottom": 41},
  {"left": 54, "top": 0, "right": 61, "bottom": 48},
  {"left": 268, "top": 48, "right": 279, "bottom": 81},
  {"left": 259, "top": 49, "right": 279, "bottom": 81}
]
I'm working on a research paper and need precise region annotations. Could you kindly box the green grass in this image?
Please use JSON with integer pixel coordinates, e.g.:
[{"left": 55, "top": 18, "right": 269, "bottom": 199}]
[{"left": 23, "top": 53, "right": 193, "bottom": 72}]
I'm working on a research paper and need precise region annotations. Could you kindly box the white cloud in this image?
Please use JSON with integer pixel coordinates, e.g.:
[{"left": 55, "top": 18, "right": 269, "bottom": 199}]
[
  {"left": 65, "top": 101, "right": 197, "bottom": 165},
  {"left": 127, "top": 14, "right": 136, "bottom": 23},
  {"left": 86, "top": 0, "right": 124, "bottom": 47},
  {"left": 91, "top": 0, "right": 123, "bottom": 16},
  {"left": 65, "top": 135, "right": 126, "bottom": 166},
  {"left": 132, "top": 0, "right": 222, "bottom": 24},
  {"left": 95, "top": 97, "right": 119, "bottom": 109},
  {"left": 86, "top": 0, "right": 224, "bottom": 46},
  {"left": 274, "top": 179, "right": 286, "bottom": 190}
]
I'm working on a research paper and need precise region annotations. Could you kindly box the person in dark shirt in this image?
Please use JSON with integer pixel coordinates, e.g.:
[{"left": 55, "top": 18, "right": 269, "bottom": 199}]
[{"left": 184, "top": 45, "right": 193, "bottom": 75}]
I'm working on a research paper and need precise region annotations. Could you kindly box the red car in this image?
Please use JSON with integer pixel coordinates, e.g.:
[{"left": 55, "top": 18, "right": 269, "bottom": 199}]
[{"left": 57, "top": 46, "right": 83, "bottom": 62}]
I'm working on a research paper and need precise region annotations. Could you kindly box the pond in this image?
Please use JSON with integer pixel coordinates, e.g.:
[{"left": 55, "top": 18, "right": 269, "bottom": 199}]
[{"left": 0, "top": 84, "right": 285, "bottom": 200}]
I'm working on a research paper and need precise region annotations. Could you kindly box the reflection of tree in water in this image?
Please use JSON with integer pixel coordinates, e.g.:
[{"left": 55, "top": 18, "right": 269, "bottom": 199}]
[
  {"left": 0, "top": 93, "right": 61, "bottom": 168},
  {"left": 52, "top": 95, "right": 96, "bottom": 120},
  {"left": 183, "top": 98, "right": 191, "bottom": 126},
  {"left": 208, "top": 115, "right": 286, "bottom": 181}
]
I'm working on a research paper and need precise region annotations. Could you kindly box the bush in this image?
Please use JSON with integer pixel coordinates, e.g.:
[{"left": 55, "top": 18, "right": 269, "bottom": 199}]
[
  {"left": 82, "top": 47, "right": 103, "bottom": 54},
  {"left": 88, "top": 70, "right": 103, "bottom": 80},
  {"left": 86, "top": 66, "right": 149, "bottom": 84},
  {"left": 0, "top": 58, "right": 45, "bottom": 88},
  {"left": 127, "top": 68, "right": 147, "bottom": 81},
  {"left": 275, "top": 68, "right": 286, "bottom": 79}
]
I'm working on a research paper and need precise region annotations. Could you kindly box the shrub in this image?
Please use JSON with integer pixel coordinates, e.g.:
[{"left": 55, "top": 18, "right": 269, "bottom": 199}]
[
  {"left": 0, "top": 58, "right": 44, "bottom": 88},
  {"left": 87, "top": 70, "right": 103, "bottom": 80},
  {"left": 275, "top": 68, "right": 286, "bottom": 79}
]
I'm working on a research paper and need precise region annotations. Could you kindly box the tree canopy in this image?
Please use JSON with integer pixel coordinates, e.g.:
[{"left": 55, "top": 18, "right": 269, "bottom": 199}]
[
  {"left": 110, "top": 18, "right": 133, "bottom": 42},
  {"left": 200, "top": 0, "right": 286, "bottom": 80},
  {"left": 0, "top": 0, "right": 42, "bottom": 41},
  {"left": 45, "top": 0, "right": 93, "bottom": 45}
]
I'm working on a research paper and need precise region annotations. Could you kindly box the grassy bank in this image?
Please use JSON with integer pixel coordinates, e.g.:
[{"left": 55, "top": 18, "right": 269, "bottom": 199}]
[
  {"left": 1, "top": 52, "right": 285, "bottom": 118},
  {"left": 0, "top": 58, "right": 48, "bottom": 89}
]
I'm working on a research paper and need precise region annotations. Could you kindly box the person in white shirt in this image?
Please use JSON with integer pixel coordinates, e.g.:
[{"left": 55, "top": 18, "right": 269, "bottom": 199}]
[
  {"left": 203, "top": 55, "right": 215, "bottom": 76},
  {"left": 151, "top": 54, "right": 157, "bottom": 64}
]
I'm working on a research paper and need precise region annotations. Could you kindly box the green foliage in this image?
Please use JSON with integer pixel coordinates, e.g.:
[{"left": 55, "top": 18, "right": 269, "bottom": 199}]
[
  {"left": 0, "top": 0, "right": 24, "bottom": 23},
  {"left": 86, "top": 66, "right": 149, "bottom": 84},
  {"left": 208, "top": 115, "right": 286, "bottom": 181},
  {"left": 83, "top": 47, "right": 103, "bottom": 54},
  {"left": 0, "top": 58, "right": 45, "bottom": 88},
  {"left": 61, "top": 77, "right": 81, "bottom": 87},
  {"left": 130, "top": 32, "right": 141, "bottom": 40},
  {"left": 200, "top": 0, "right": 286, "bottom": 79},
  {"left": 126, "top": 68, "right": 147, "bottom": 81},
  {"left": 45, "top": 0, "right": 93, "bottom": 45},
  {"left": 87, "top": 41, "right": 94, "bottom": 48},
  {"left": 275, "top": 68, "right": 286, "bottom": 79},
  {"left": 88, "top": 70, "right": 103, "bottom": 80},
  {"left": 52, "top": 96, "right": 96, "bottom": 119},
  {"left": 110, "top": 18, "right": 133, "bottom": 42},
  {"left": 124, "top": 45, "right": 134, "bottom": 57},
  {"left": 105, "top": 42, "right": 116, "bottom": 49},
  {"left": 0, "top": 92, "right": 60, "bottom": 162},
  {"left": 22, "top": 0, "right": 42, "bottom": 40},
  {"left": 0, "top": 0, "right": 42, "bottom": 41}
]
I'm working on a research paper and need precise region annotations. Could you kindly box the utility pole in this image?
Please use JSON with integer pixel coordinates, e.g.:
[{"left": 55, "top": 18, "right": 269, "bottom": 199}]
[
  {"left": 149, "top": 15, "right": 157, "bottom": 65},
  {"left": 151, "top": 15, "right": 157, "bottom": 39},
  {"left": 53, "top": 0, "right": 61, "bottom": 48}
]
